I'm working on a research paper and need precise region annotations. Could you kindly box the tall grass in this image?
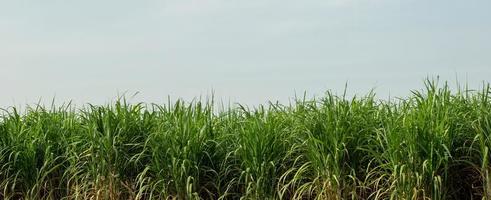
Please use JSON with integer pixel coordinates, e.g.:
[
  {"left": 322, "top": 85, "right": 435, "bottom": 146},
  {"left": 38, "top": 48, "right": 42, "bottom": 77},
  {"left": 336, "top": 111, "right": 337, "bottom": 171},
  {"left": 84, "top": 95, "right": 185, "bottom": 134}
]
[{"left": 0, "top": 80, "right": 490, "bottom": 199}]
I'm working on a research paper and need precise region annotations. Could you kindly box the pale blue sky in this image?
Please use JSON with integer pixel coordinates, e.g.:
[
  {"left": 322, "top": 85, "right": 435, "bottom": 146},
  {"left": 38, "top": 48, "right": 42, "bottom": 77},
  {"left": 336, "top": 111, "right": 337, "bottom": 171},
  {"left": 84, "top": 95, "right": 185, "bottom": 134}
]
[{"left": 1, "top": 0, "right": 490, "bottom": 106}]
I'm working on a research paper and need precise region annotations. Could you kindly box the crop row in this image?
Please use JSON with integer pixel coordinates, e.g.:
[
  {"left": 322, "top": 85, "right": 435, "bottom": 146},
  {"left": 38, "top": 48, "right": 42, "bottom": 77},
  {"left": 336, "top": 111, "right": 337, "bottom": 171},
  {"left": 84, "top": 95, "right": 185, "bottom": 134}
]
[{"left": 0, "top": 81, "right": 490, "bottom": 199}]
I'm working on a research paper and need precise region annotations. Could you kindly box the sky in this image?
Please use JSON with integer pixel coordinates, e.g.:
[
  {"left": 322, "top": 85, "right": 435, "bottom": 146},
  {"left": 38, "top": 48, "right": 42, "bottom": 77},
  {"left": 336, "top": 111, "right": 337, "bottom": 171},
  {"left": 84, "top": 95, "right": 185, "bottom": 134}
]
[{"left": 1, "top": 0, "right": 490, "bottom": 107}]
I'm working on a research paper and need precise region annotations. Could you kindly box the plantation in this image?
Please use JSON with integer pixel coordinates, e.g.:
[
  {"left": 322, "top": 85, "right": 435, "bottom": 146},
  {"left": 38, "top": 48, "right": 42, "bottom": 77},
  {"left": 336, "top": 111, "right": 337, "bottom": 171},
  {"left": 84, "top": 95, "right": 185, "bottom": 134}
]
[{"left": 1, "top": 81, "right": 491, "bottom": 199}]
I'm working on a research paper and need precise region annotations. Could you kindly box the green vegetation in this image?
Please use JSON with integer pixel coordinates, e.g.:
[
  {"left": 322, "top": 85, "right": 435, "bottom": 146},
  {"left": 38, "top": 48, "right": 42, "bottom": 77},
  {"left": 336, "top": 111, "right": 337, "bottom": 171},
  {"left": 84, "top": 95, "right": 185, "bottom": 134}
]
[{"left": 1, "top": 80, "right": 491, "bottom": 199}]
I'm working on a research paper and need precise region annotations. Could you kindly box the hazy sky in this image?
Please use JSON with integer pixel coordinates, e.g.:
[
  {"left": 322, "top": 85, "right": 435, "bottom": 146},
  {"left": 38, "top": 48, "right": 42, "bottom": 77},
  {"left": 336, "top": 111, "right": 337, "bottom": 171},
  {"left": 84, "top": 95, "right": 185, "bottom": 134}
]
[{"left": 1, "top": 0, "right": 490, "bottom": 107}]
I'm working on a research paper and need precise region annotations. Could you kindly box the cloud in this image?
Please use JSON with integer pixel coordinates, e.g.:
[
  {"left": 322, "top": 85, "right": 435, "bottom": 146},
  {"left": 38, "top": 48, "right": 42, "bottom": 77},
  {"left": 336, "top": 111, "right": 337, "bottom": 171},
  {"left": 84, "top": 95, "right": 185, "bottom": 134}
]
[
  {"left": 160, "top": 0, "right": 225, "bottom": 15},
  {"left": 157, "top": 0, "right": 390, "bottom": 18},
  {"left": 324, "top": 0, "right": 390, "bottom": 7}
]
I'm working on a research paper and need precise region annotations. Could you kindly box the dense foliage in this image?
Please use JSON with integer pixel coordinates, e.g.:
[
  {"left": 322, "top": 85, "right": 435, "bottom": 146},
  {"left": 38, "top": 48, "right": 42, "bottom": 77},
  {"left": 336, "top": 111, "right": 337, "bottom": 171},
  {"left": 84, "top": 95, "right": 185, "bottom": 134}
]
[{"left": 1, "top": 81, "right": 490, "bottom": 199}]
